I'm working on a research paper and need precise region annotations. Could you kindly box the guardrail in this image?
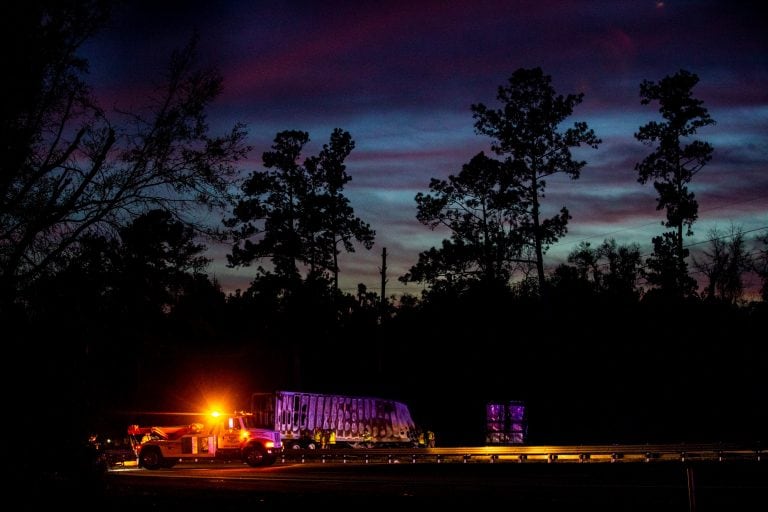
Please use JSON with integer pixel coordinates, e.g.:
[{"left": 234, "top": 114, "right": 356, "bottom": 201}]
[{"left": 277, "top": 443, "right": 765, "bottom": 465}]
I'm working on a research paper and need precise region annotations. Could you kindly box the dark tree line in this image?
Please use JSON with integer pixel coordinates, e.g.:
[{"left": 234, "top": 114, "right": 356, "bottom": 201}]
[
  {"left": 2, "top": 3, "right": 765, "bottom": 464},
  {"left": 400, "top": 66, "right": 765, "bottom": 308}
]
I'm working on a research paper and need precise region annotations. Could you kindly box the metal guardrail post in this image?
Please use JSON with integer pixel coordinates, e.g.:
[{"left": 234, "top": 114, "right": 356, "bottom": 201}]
[{"left": 686, "top": 465, "right": 697, "bottom": 512}]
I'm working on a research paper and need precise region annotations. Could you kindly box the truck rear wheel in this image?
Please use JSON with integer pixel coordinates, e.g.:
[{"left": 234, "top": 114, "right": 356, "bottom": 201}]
[
  {"left": 288, "top": 440, "right": 316, "bottom": 450},
  {"left": 139, "top": 447, "right": 163, "bottom": 470},
  {"left": 243, "top": 444, "right": 271, "bottom": 467}
]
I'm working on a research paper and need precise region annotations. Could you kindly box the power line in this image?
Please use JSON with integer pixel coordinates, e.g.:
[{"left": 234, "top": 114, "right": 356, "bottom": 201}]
[{"left": 552, "top": 194, "right": 768, "bottom": 250}]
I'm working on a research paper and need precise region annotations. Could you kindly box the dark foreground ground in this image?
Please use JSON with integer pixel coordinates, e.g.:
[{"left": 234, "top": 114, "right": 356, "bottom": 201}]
[{"left": 34, "top": 459, "right": 767, "bottom": 512}]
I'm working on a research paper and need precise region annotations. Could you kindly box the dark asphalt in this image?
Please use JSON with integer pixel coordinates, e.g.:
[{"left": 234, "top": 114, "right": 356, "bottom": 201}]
[{"left": 35, "top": 459, "right": 767, "bottom": 511}]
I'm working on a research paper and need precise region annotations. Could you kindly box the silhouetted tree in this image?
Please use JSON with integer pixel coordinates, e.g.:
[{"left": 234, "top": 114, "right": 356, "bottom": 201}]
[
  {"left": 752, "top": 231, "right": 768, "bottom": 302},
  {"left": 24, "top": 232, "right": 120, "bottom": 336},
  {"left": 1, "top": 0, "right": 111, "bottom": 195},
  {"left": 0, "top": 4, "right": 249, "bottom": 318},
  {"left": 548, "top": 263, "right": 596, "bottom": 305},
  {"left": 554, "top": 238, "right": 643, "bottom": 304},
  {"left": 305, "top": 129, "right": 375, "bottom": 289},
  {"left": 225, "top": 129, "right": 374, "bottom": 387},
  {"left": 27, "top": 209, "right": 215, "bottom": 337},
  {"left": 168, "top": 273, "right": 228, "bottom": 343},
  {"left": 635, "top": 69, "right": 715, "bottom": 300},
  {"left": 400, "top": 152, "right": 523, "bottom": 290},
  {"left": 567, "top": 241, "right": 602, "bottom": 288},
  {"left": 693, "top": 225, "right": 750, "bottom": 304},
  {"left": 227, "top": 130, "right": 309, "bottom": 290},
  {"left": 115, "top": 209, "right": 212, "bottom": 320},
  {"left": 596, "top": 239, "right": 643, "bottom": 303},
  {"left": 341, "top": 283, "right": 382, "bottom": 330},
  {"left": 226, "top": 129, "right": 373, "bottom": 293},
  {"left": 471, "top": 67, "right": 601, "bottom": 296}
]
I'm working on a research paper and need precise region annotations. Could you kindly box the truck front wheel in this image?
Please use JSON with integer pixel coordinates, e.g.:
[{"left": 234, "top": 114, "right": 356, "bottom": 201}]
[
  {"left": 139, "top": 447, "right": 163, "bottom": 470},
  {"left": 243, "top": 444, "right": 271, "bottom": 467}
]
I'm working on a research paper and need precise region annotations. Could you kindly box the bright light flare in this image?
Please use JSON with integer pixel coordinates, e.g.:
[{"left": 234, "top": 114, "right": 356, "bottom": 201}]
[{"left": 201, "top": 395, "right": 230, "bottom": 417}]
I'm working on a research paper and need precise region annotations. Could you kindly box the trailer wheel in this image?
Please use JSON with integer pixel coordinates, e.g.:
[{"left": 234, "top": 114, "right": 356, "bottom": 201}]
[
  {"left": 289, "top": 440, "right": 316, "bottom": 450},
  {"left": 243, "top": 444, "right": 270, "bottom": 467},
  {"left": 139, "top": 447, "right": 163, "bottom": 470}
]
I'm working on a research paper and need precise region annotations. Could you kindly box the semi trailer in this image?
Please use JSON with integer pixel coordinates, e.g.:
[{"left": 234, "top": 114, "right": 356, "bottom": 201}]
[{"left": 250, "top": 390, "right": 420, "bottom": 449}]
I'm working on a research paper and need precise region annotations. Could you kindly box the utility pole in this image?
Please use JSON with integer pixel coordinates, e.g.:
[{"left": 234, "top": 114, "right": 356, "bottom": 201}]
[{"left": 380, "top": 247, "right": 388, "bottom": 317}]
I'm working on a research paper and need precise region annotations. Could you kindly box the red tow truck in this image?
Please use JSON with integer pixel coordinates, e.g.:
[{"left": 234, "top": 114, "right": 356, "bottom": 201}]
[{"left": 128, "top": 411, "right": 281, "bottom": 469}]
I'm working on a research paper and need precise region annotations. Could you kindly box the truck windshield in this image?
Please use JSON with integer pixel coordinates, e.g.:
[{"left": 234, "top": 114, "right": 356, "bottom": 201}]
[{"left": 241, "top": 415, "right": 268, "bottom": 429}]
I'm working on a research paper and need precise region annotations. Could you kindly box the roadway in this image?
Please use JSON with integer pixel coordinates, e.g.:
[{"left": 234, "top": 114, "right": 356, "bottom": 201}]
[{"left": 84, "top": 443, "right": 765, "bottom": 510}]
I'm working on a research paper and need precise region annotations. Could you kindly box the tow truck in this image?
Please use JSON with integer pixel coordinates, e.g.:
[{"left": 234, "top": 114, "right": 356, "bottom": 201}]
[{"left": 128, "top": 411, "right": 281, "bottom": 469}]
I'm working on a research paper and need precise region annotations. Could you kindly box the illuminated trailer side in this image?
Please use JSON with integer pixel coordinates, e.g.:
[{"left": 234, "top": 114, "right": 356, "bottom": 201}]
[
  {"left": 485, "top": 400, "right": 528, "bottom": 445},
  {"left": 251, "top": 390, "right": 419, "bottom": 449}
]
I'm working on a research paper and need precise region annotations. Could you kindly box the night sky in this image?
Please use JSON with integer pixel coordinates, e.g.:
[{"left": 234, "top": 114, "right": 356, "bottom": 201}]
[{"left": 82, "top": 0, "right": 768, "bottom": 298}]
